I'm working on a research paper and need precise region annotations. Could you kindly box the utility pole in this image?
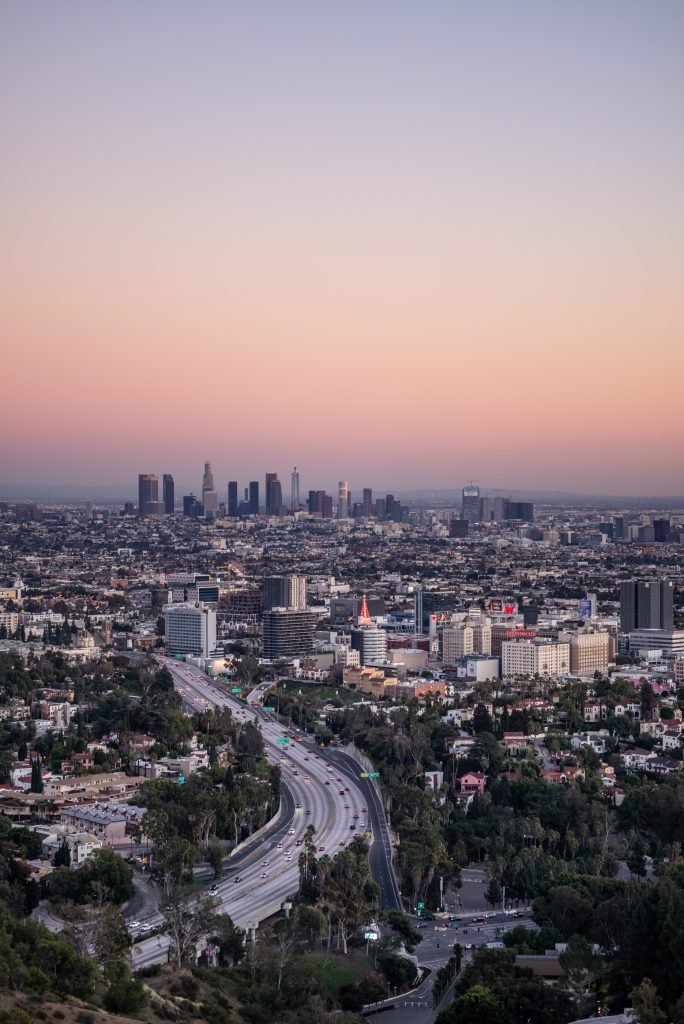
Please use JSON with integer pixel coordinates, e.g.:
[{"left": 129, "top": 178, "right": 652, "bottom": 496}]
[{"left": 502, "top": 885, "right": 506, "bottom": 913}]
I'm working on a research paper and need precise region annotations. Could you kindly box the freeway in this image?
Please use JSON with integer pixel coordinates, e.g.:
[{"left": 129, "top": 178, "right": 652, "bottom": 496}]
[
  {"left": 244, "top": 680, "right": 402, "bottom": 912},
  {"left": 132, "top": 658, "right": 399, "bottom": 966}
]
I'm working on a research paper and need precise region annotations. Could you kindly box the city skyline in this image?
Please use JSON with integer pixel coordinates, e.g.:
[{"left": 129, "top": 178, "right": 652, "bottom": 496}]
[{"left": 3, "top": 2, "right": 683, "bottom": 494}]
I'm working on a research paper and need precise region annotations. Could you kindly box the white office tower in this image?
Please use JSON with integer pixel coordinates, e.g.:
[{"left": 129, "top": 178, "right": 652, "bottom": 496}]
[
  {"left": 164, "top": 602, "right": 216, "bottom": 658},
  {"left": 350, "top": 626, "right": 387, "bottom": 666},
  {"left": 291, "top": 467, "right": 300, "bottom": 511},
  {"left": 338, "top": 480, "right": 349, "bottom": 519}
]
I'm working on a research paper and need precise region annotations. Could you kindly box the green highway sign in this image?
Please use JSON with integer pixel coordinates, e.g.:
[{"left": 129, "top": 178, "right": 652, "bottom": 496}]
[
  {"left": 263, "top": 706, "right": 275, "bottom": 712},
  {"left": 231, "top": 688, "right": 241, "bottom": 694},
  {"left": 276, "top": 738, "right": 290, "bottom": 745},
  {"left": 368, "top": 772, "right": 379, "bottom": 778},
  {"left": 417, "top": 902, "right": 425, "bottom": 910}
]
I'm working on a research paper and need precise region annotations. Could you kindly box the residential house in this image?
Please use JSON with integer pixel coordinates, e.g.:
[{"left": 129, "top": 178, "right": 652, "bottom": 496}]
[{"left": 459, "top": 771, "right": 487, "bottom": 797}]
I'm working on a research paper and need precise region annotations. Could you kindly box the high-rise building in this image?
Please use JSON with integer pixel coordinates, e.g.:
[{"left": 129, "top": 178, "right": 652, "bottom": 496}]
[
  {"left": 163, "top": 602, "right": 216, "bottom": 658},
  {"left": 620, "top": 581, "right": 674, "bottom": 633},
  {"left": 509, "top": 501, "right": 534, "bottom": 522},
  {"left": 263, "top": 575, "right": 307, "bottom": 611},
  {"left": 414, "top": 590, "right": 456, "bottom": 633},
  {"left": 321, "top": 494, "right": 333, "bottom": 519},
  {"left": 265, "top": 473, "right": 282, "bottom": 514},
  {"left": 262, "top": 609, "right": 317, "bottom": 659},
  {"left": 308, "top": 490, "right": 321, "bottom": 514},
  {"left": 265, "top": 473, "right": 277, "bottom": 513},
  {"left": 291, "top": 467, "right": 300, "bottom": 511},
  {"left": 227, "top": 481, "right": 239, "bottom": 517},
  {"left": 350, "top": 626, "right": 387, "bottom": 666},
  {"left": 163, "top": 474, "right": 175, "bottom": 514},
  {"left": 362, "top": 488, "right": 373, "bottom": 518},
  {"left": 138, "top": 474, "right": 159, "bottom": 517},
  {"left": 249, "top": 481, "right": 259, "bottom": 515},
  {"left": 338, "top": 481, "right": 349, "bottom": 519},
  {"left": 462, "top": 484, "right": 480, "bottom": 523},
  {"left": 201, "top": 461, "right": 217, "bottom": 517},
  {"left": 183, "top": 493, "right": 202, "bottom": 517},
  {"left": 450, "top": 518, "right": 469, "bottom": 538}
]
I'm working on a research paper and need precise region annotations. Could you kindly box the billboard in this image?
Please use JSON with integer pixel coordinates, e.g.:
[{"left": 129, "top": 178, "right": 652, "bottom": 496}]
[
  {"left": 484, "top": 598, "right": 518, "bottom": 615},
  {"left": 578, "top": 599, "right": 593, "bottom": 619}
]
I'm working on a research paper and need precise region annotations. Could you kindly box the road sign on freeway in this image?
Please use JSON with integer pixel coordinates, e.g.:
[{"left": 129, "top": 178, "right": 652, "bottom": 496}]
[
  {"left": 263, "top": 706, "right": 275, "bottom": 711},
  {"left": 276, "top": 738, "right": 290, "bottom": 745},
  {"left": 231, "top": 687, "right": 241, "bottom": 693}
]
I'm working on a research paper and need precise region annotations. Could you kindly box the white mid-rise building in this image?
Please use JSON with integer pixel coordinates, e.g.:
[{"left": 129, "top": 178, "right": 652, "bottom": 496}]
[
  {"left": 502, "top": 638, "right": 570, "bottom": 678},
  {"left": 628, "top": 630, "right": 684, "bottom": 658},
  {"left": 164, "top": 602, "right": 216, "bottom": 658}
]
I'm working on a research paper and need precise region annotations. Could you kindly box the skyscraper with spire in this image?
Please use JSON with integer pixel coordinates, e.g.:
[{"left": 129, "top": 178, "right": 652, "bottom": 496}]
[
  {"left": 291, "top": 467, "right": 300, "bottom": 511},
  {"left": 202, "top": 461, "right": 218, "bottom": 516}
]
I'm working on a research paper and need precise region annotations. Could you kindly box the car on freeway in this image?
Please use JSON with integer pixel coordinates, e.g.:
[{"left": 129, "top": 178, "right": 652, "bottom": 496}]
[
  {"left": 339, "top": 789, "right": 345, "bottom": 795},
  {"left": 343, "top": 803, "right": 350, "bottom": 808},
  {"left": 261, "top": 861, "right": 269, "bottom": 867},
  {"left": 277, "top": 843, "right": 283, "bottom": 849},
  {"left": 209, "top": 884, "right": 219, "bottom": 894},
  {"left": 324, "top": 780, "right": 330, "bottom": 785},
  {"left": 129, "top": 920, "right": 141, "bottom": 929},
  {"left": 261, "top": 872, "right": 268, "bottom": 879},
  {"left": 141, "top": 923, "right": 153, "bottom": 933},
  {"left": 288, "top": 828, "right": 295, "bottom": 835},
  {"left": 233, "top": 876, "right": 241, "bottom": 883},
  {"left": 318, "top": 846, "right": 325, "bottom": 852},
  {"left": 295, "top": 840, "right": 302, "bottom": 846},
  {"left": 361, "top": 806, "right": 367, "bottom": 812}
]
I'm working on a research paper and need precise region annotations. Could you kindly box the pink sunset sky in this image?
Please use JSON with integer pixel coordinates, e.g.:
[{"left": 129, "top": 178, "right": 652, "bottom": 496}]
[{"left": 2, "top": 2, "right": 683, "bottom": 495}]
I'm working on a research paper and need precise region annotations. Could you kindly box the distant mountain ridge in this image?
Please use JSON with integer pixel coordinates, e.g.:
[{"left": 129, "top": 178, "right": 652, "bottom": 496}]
[{"left": 1, "top": 482, "right": 683, "bottom": 508}]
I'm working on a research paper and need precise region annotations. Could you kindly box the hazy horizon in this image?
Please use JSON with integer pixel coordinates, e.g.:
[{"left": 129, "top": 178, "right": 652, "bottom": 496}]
[{"left": 3, "top": 2, "right": 683, "bottom": 493}]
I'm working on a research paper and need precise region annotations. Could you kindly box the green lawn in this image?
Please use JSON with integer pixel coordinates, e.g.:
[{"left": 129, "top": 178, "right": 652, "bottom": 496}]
[{"left": 302, "top": 952, "right": 373, "bottom": 993}]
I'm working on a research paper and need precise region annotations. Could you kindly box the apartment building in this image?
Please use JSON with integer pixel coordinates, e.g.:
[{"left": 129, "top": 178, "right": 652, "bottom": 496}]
[
  {"left": 502, "top": 638, "right": 570, "bottom": 677},
  {"left": 560, "top": 630, "right": 612, "bottom": 675},
  {"left": 443, "top": 621, "right": 491, "bottom": 665}
]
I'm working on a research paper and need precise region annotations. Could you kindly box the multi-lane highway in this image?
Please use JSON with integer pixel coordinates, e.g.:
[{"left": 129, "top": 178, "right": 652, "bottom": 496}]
[{"left": 132, "top": 658, "right": 400, "bottom": 966}]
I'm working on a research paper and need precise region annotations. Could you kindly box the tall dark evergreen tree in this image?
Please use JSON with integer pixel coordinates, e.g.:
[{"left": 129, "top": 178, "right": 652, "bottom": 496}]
[{"left": 30, "top": 758, "right": 44, "bottom": 793}]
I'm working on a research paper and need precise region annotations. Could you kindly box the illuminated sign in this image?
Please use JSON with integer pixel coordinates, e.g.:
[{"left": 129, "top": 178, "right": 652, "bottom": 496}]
[{"left": 505, "top": 629, "right": 537, "bottom": 638}]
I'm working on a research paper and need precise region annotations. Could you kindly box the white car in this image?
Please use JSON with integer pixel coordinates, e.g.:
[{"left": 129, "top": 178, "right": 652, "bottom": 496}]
[
  {"left": 288, "top": 828, "right": 295, "bottom": 835},
  {"left": 129, "top": 920, "right": 141, "bottom": 929}
]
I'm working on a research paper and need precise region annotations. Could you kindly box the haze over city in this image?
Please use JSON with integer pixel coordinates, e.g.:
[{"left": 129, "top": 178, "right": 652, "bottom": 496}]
[{"left": 2, "top": 2, "right": 683, "bottom": 494}]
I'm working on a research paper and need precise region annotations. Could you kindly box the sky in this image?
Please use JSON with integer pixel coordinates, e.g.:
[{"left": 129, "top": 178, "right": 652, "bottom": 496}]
[{"left": 2, "top": 1, "right": 683, "bottom": 496}]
